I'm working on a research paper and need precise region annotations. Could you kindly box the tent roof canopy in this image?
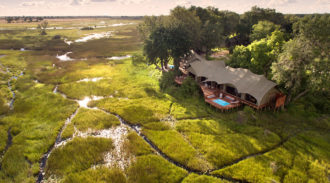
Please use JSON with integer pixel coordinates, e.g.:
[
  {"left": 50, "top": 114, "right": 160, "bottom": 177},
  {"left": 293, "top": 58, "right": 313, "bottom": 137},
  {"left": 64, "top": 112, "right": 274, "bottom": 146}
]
[{"left": 186, "top": 52, "right": 277, "bottom": 105}]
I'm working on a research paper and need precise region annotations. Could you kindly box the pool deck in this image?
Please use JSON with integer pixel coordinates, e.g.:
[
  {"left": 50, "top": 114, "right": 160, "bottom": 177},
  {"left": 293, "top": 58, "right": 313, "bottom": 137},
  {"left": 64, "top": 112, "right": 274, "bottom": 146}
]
[{"left": 201, "top": 85, "right": 242, "bottom": 111}]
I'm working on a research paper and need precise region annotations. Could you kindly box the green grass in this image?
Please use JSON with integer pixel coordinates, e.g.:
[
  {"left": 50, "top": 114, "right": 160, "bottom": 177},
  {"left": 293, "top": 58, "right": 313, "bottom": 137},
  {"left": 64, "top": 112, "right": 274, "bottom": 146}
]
[
  {"left": 0, "top": 55, "right": 78, "bottom": 182},
  {"left": 61, "top": 123, "right": 75, "bottom": 140},
  {"left": 123, "top": 132, "right": 154, "bottom": 156},
  {"left": 91, "top": 97, "right": 172, "bottom": 125},
  {"left": 182, "top": 173, "right": 229, "bottom": 183},
  {"left": 63, "top": 167, "right": 127, "bottom": 183},
  {"left": 127, "top": 154, "right": 188, "bottom": 183},
  {"left": 211, "top": 131, "right": 330, "bottom": 183},
  {"left": 72, "top": 108, "right": 120, "bottom": 132},
  {"left": 143, "top": 129, "right": 213, "bottom": 171},
  {"left": 0, "top": 126, "right": 8, "bottom": 154},
  {"left": 175, "top": 118, "right": 281, "bottom": 168},
  {"left": 62, "top": 108, "right": 120, "bottom": 143},
  {"left": 45, "top": 137, "right": 113, "bottom": 178},
  {"left": 170, "top": 99, "right": 211, "bottom": 119}
]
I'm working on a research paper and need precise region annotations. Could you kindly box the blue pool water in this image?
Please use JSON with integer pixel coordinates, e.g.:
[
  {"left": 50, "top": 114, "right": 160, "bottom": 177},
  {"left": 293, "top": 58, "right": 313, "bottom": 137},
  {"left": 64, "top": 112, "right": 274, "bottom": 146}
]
[
  {"left": 168, "top": 65, "right": 174, "bottom": 69},
  {"left": 213, "top": 99, "right": 230, "bottom": 106}
]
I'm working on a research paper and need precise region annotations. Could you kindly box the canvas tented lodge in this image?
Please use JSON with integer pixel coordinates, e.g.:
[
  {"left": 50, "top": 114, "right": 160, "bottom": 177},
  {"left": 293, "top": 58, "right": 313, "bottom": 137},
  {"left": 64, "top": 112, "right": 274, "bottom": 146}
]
[{"left": 176, "top": 52, "right": 286, "bottom": 111}]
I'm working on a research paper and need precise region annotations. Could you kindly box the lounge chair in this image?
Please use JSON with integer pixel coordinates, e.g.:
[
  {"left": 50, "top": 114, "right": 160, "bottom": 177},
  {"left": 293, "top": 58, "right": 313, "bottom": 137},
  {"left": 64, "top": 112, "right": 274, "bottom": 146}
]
[
  {"left": 225, "top": 95, "right": 235, "bottom": 101},
  {"left": 207, "top": 94, "right": 215, "bottom": 99}
]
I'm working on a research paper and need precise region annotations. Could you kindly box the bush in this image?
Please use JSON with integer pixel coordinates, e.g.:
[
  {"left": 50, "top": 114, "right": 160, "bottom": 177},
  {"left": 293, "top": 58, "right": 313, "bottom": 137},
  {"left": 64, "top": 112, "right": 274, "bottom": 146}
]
[
  {"left": 131, "top": 54, "right": 146, "bottom": 66},
  {"left": 179, "top": 76, "right": 201, "bottom": 98},
  {"left": 80, "top": 27, "right": 94, "bottom": 30},
  {"left": 53, "top": 35, "right": 61, "bottom": 40},
  {"left": 159, "top": 71, "right": 176, "bottom": 91}
]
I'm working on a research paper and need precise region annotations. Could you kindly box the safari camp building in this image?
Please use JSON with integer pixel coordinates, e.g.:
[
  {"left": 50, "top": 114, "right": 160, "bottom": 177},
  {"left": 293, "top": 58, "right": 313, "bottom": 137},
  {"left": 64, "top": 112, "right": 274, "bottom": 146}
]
[{"left": 176, "top": 52, "right": 286, "bottom": 111}]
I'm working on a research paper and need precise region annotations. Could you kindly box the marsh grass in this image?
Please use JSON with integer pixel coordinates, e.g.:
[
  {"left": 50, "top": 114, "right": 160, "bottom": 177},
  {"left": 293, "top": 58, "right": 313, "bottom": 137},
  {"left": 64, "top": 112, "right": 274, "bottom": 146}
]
[
  {"left": 127, "top": 154, "right": 188, "bottom": 183},
  {"left": 63, "top": 167, "right": 127, "bottom": 183},
  {"left": 143, "top": 129, "right": 213, "bottom": 171},
  {"left": 0, "top": 75, "right": 78, "bottom": 182},
  {"left": 91, "top": 97, "right": 172, "bottom": 125},
  {"left": 182, "top": 173, "right": 229, "bottom": 183},
  {"left": 71, "top": 108, "right": 120, "bottom": 132},
  {"left": 123, "top": 132, "right": 154, "bottom": 156},
  {"left": 211, "top": 131, "right": 330, "bottom": 183},
  {"left": 45, "top": 137, "right": 113, "bottom": 178}
]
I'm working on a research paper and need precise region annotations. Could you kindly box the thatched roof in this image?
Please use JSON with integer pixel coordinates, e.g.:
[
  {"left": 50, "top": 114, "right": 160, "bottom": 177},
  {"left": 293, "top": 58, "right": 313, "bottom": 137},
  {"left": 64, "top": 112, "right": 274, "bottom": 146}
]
[{"left": 187, "top": 53, "right": 277, "bottom": 105}]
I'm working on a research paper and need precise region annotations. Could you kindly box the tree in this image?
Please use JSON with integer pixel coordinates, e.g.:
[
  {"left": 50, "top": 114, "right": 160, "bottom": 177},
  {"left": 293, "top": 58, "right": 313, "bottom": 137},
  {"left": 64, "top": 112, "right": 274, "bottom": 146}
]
[
  {"left": 5, "top": 17, "right": 13, "bottom": 23},
  {"left": 140, "top": 7, "right": 197, "bottom": 72},
  {"left": 250, "top": 20, "right": 281, "bottom": 41},
  {"left": 37, "top": 21, "right": 48, "bottom": 35},
  {"left": 189, "top": 7, "right": 239, "bottom": 54},
  {"left": 143, "top": 25, "right": 171, "bottom": 71},
  {"left": 233, "top": 6, "right": 285, "bottom": 46},
  {"left": 271, "top": 15, "right": 330, "bottom": 104},
  {"left": 229, "top": 30, "right": 285, "bottom": 76},
  {"left": 229, "top": 45, "right": 251, "bottom": 68}
]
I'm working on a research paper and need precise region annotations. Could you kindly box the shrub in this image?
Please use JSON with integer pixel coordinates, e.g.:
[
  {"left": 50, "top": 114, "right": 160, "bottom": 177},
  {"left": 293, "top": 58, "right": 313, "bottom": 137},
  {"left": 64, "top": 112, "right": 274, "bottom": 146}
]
[
  {"left": 159, "top": 71, "right": 176, "bottom": 91},
  {"left": 53, "top": 35, "right": 61, "bottom": 40},
  {"left": 131, "top": 54, "right": 146, "bottom": 66},
  {"left": 179, "top": 76, "right": 201, "bottom": 98},
  {"left": 80, "top": 27, "right": 94, "bottom": 30}
]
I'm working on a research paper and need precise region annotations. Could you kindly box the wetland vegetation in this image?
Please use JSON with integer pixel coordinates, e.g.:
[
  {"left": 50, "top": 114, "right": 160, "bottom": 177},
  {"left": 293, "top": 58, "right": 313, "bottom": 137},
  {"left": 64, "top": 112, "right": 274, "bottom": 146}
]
[{"left": 0, "top": 6, "right": 329, "bottom": 183}]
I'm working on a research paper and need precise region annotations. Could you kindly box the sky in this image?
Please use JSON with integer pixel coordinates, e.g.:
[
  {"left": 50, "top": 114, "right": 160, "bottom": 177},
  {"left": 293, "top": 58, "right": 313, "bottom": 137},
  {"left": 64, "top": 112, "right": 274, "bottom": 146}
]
[{"left": 0, "top": 0, "right": 329, "bottom": 16}]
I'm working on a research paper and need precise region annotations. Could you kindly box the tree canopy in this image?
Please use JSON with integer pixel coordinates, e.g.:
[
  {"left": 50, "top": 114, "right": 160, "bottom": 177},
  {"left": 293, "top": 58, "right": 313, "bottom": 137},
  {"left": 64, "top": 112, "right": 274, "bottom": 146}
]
[{"left": 138, "top": 6, "right": 329, "bottom": 108}]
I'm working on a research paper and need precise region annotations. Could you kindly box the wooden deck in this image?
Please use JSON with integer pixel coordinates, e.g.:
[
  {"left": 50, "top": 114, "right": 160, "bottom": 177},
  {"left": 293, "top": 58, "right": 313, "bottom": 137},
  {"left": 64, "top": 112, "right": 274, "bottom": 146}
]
[
  {"left": 201, "top": 85, "right": 242, "bottom": 111},
  {"left": 175, "top": 76, "right": 278, "bottom": 111},
  {"left": 175, "top": 75, "right": 187, "bottom": 85}
]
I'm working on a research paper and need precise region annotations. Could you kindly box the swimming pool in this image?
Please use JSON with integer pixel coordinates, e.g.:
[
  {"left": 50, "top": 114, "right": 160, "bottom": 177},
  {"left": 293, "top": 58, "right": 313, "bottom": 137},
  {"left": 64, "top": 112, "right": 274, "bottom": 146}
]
[{"left": 212, "top": 99, "right": 230, "bottom": 106}]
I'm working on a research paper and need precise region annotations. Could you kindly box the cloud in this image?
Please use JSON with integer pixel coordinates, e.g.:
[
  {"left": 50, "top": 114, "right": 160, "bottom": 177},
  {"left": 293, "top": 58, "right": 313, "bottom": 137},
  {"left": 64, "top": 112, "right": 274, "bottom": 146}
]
[
  {"left": 175, "top": 0, "right": 215, "bottom": 8},
  {"left": 317, "top": 0, "right": 330, "bottom": 5},
  {"left": 118, "top": 0, "right": 150, "bottom": 5},
  {"left": 268, "top": 0, "right": 296, "bottom": 6},
  {"left": 20, "top": 1, "right": 45, "bottom": 7},
  {"left": 70, "top": 0, "right": 91, "bottom": 6},
  {"left": 90, "top": 0, "right": 116, "bottom": 2},
  {"left": 175, "top": 0, "right": 193, "bottom": 7}
]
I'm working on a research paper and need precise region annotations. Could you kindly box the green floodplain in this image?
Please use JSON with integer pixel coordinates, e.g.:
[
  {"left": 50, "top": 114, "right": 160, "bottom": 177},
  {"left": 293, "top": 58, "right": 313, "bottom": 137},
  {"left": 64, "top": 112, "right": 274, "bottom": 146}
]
[{"left": 0, "top": 13, "right": 329, "bottom": 183}]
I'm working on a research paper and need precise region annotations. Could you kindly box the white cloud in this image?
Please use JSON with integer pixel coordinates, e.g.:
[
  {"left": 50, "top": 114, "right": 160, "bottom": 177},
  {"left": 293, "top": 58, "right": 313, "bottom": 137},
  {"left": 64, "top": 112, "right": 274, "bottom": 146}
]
[
  {"left": 317, "top": 0, "right": 330, "bottom": 5},
  {"left": 118, "top": 0, "right": 150, "bottom": 5},
  {"left": 90, "top": 0, "right": 116, "bottom": 2},
  {"left": 70, "top": 0, "right": 90, "bottom": 6},
  {"left": 175, "top": 0, "right": 215, "bottom": 8},
  {"left": 175, "top": 0, "right": 193, "bottom": 7},
  {"left": 20, "top": 1, "right": 45, "bottom": 7},
  {"left": 268, "top": 0, "right": 296, "bottom": 6},
  {"left": 198, "top": 0, "right": 215, "bottom": 7}
]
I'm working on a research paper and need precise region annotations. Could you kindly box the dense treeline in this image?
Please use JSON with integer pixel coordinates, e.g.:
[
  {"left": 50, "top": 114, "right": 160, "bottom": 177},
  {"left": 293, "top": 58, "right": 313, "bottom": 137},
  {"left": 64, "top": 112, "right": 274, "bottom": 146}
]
[
  {"left": 2, "top": 16, "right": 142, "bottom": 23},
  {"left": 4, "top": 16, "right": 44, "bottom": 23},
  {"left": 138, "top": 6, "right": 329, "bottom": 111}
]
